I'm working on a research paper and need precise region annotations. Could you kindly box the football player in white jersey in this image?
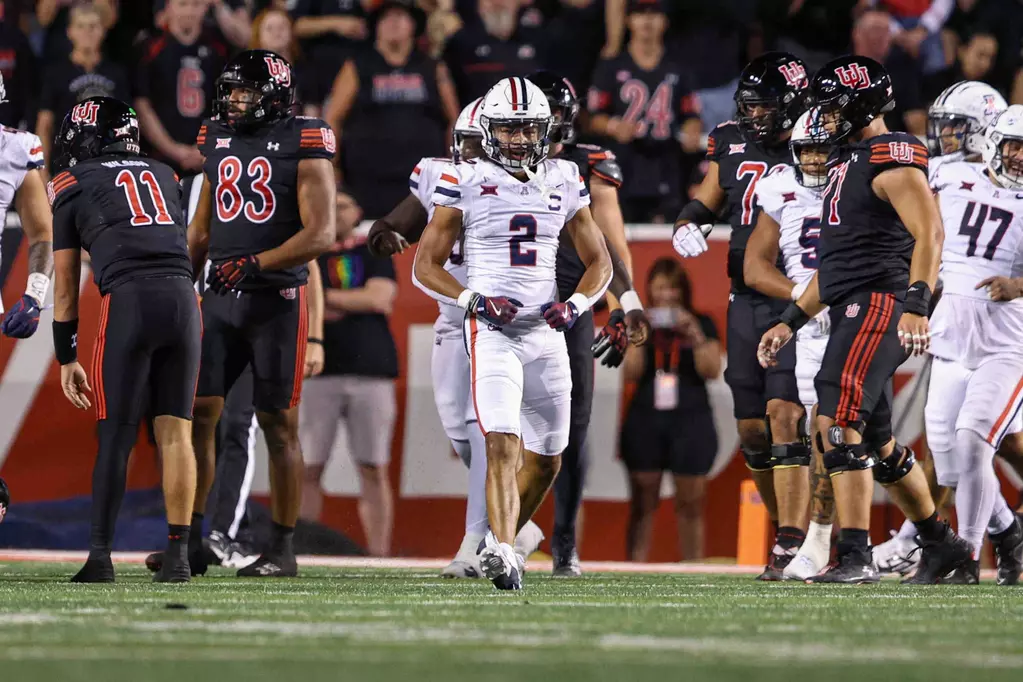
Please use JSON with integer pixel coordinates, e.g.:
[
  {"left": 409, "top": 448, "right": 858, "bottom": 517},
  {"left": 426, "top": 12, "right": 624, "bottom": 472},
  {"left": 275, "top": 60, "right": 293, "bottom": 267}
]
[
  {"left": 873, "top": 80, "right": 1011, "bottom": 575},
  {"left": 745, "top": 108, "right": 833, "bottom": 580},
  {"left": 413, "top": 77, "right": 612, "bottom": 590},
  {"left": 920, "top": 107, "right": 1023, "bottom": 584},
  {"left": 0, "top": 73, "right": 53, "bottom": 339}
]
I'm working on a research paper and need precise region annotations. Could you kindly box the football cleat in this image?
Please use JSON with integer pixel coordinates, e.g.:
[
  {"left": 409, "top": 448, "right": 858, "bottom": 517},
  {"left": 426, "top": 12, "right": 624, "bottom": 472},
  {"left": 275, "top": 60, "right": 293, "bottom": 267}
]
[
  {"left": 808, "top": 547, "right": 879, "bottom": 584},
  {"left": 478, "top": 531, "right": 522, "bottom": 590},
  {"left": 441, "top": 531, "right": 484, "bottom": 579},
  {"left": 940, "top": 559, "right": 979, "bottom": 585},
  {"left": 145, "top": 545, "right": 210, "bottom": 577},
  {"left": 220, "top": 539, "right": 260, "bottom": 569},
  {"left": 756, "top": 545, "right": 796, "bottom": 581},
  {"left": 902, "top": 522, "right": 971, "bottom": 585},
  {"left": 552, "top": 545, "right": 582, "bottom": 578},
  {"left": 871, "top": 530, "right": 922, "bottom": 576},
  {"left": 71, "top": 556, "right": 115, "bottom": 583},
  {"left": 993, "top": 517, "right": 1023, "bottom": 586},
  {"left": 237, "top": 552, "right": 298, "bottom": 578},
  {"left": 153, "top": 548, "right": 191, "bottom": 584}
]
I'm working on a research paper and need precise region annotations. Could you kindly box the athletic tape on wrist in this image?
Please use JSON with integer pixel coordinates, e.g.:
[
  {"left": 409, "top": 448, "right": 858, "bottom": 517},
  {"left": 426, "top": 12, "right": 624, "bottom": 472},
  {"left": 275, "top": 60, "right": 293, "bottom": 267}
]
[
  {"left": 618, "top": 290, "right": 642, "bottom": 313},
  {"left": 26, "top": 273, "right": 49, "bottom": 306}
]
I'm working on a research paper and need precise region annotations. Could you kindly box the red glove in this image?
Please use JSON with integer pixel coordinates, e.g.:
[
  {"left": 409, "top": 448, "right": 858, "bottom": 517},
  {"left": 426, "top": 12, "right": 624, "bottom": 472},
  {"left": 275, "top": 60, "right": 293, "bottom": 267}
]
[
  {"left": 208, "top": 255, "right": 260, "bottom": 294},
  {"left": 541, "top": 300, "right": 580, "bottom": 331}
]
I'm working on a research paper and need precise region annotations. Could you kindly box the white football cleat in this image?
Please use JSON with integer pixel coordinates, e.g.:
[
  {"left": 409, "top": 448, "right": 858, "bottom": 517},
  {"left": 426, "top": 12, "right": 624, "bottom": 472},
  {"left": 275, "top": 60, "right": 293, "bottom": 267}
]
[
  {"left": 512, "top": 520, "right": 544, "bottom": 574},
  {"left": 478, "top": 531, "right": 522, "bottom": 590},
  {"left": 441, "top": 532, "right": 484, "bottom": 579},
  {"left": 872, "top": 530, "right": 922, "bottom": 575}
]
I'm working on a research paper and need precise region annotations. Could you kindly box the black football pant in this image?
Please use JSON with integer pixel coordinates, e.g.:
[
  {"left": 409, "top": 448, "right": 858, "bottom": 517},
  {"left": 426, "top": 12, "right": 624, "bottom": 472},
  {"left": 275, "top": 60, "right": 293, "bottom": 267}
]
[
  {"left": 552, "top": 310, "right": 594, "bottom": 555},
  {"left": 207, "top": 366, "right": 257, "bottom": 542}
]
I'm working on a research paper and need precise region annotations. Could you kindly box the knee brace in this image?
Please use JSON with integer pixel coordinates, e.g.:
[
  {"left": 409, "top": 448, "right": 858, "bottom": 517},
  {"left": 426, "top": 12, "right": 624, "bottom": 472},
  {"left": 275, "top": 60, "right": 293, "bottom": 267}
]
[
  {"left": 872, "top": 443, "right": 916, "bottom": 485},
  {"left": 771, "top": 442, "right": 811, "bottom": 467},
  {"left": 742, "top": 447, "right": 774, "bottom": 472},
  {"left": 823, "top": 442, "right": 876, "bottom": 475}
]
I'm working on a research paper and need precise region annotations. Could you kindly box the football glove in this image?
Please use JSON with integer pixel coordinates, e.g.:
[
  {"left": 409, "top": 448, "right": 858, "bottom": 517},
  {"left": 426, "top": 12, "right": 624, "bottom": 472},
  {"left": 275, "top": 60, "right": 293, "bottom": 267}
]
[
  {"left": 591, "top": 309, "right": 628, "bottom": 367},
  {"left": 541, "top": 300, "right": 580, "bottom": 331},
  {"left": 672, "top": 223, "right": 712, "bottom": 258},
  {"left": 208, "top": 255, "right": 260, "bottom": 294},
  {"left": 367, "top": 223, "right": 410, "bottom": 257},
  {"left": 1, "top": 295, "right": 41, "bottom": 338},
  {"left": 470, "top": 293, "right": 521, "bottom": 328}
]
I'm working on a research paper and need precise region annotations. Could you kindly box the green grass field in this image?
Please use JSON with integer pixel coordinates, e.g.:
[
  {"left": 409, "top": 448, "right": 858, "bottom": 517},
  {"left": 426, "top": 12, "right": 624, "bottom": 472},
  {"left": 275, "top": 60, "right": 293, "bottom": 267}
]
[{"left": 2, "top": 562, "right": 1023, "bottom": 682}]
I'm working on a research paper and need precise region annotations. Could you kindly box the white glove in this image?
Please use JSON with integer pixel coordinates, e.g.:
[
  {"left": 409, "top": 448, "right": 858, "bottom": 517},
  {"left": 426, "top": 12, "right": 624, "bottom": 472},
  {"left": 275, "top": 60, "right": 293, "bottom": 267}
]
[
  {"left": 814, "top": 309, "right": 830, "bottom": 335},
  {"left": 790, "top": 279, "right": 809, "bottom": 301},
  {"left": 672, "top": 223, "right": 711, "bottom": 258}
]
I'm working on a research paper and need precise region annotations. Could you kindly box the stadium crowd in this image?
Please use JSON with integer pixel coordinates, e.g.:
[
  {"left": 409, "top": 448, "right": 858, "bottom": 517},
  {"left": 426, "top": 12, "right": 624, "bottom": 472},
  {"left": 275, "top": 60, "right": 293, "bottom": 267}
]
[{"left": 1, "top": 0, "right": 1022, "bottom": 575}]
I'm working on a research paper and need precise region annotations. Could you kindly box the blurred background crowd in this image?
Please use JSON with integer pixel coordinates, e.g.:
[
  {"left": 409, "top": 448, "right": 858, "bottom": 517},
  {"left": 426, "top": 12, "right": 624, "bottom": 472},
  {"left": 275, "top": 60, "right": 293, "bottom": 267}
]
[{"left": 2, "top": 0, "right": 1021, "bottom": 560}]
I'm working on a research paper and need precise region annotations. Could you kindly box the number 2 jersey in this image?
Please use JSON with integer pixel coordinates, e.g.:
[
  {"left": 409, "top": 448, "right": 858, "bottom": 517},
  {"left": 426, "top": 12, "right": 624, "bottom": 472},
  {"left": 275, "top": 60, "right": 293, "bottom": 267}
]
[
  {"left": 929, "top": 160, "right": 1023, "bottom": 367},
  {"left": 706, "top": 122, "right": 791, "bottom": 296},
  {"left": 428, "top": 157, "right": 591, "bottom": 329},
  {"left": 49, "top": 155, "right": 191, "bottom": 293},
  {"left": 817, "top": 132, "right": 925, "bottom": 305},
  {"left": 196, "top": 114, "right": 335, "bottom": 290}
]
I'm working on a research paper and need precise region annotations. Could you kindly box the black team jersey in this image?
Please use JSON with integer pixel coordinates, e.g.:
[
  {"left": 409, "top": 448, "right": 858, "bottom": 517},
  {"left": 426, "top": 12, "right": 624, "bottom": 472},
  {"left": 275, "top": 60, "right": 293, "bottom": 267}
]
[
  {"left": 196, "top": 115, "right": 335, "bottom": 290},
  {"left": 817, "top": 132, "right": 925, "bottom": 305},
  {"left": 555, "top": 142, "right": 623, "bottom": 300},
  {"left": 49, "top": 156, "right": 192, "bottom": 293},
  {"left": 706, "top": 122, "right": 791, "bottom": 295}
]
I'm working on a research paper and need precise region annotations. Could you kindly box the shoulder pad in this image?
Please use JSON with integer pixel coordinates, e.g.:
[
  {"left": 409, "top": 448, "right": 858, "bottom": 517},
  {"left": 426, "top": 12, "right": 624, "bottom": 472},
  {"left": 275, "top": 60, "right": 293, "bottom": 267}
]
[
  {"left": 47, "top": 169, "right": 81, "bottom": 209},
  {"left": 590, "top": 154, "right": 623, "bottom": 187},
  {"left": 2, "top": 127, "right": 44, "bottom": 172},
  {"left": 289, "top": 116, "right": 337, "bottom": 156}
]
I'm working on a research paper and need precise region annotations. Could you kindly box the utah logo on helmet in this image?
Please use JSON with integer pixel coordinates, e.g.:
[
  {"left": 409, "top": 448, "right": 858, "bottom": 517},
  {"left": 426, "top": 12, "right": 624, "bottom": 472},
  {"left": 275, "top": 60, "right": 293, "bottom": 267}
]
[
  {"left": 71, "top": 101, "right": 100, "bottom": 125},
  {"left": 264, "top": 56, "right": 291, "bottom": 87}
]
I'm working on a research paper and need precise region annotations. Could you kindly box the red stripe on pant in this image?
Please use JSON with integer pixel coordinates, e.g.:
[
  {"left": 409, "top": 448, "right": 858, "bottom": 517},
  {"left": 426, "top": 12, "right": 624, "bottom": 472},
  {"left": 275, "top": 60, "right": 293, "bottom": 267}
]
[
  {"left": 837, "top": 293, "right": 894, "bottom": 425},
  {"left": 92, "top": 294, "right": 111, "bottom": 420},
  {"left": 988, "top": 375, "right": 1023, "bottom": 445},
  {"left": 288, "top": 285, "right": 308, "bottom": 409},
  {"left": 834, "top": 293, "right": 884, "bottom": 425}
]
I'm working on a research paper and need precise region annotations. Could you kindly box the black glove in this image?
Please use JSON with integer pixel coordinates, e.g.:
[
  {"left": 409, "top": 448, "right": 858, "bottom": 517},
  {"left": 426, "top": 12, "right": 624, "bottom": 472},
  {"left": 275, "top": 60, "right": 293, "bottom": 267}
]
[
  {"left": 591, "top": 309, "right": 628, "bottom": 367},
  {"left": 367, "top": 221, "right": 410, "bottom": 257},
  {"left": 208, "top": 255, "right": 260, "bottom": 294}
]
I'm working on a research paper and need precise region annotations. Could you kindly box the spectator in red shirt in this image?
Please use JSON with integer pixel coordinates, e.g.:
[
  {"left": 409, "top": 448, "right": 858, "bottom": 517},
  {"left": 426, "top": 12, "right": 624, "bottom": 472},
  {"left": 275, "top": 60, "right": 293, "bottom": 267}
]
[{"left": 134, "top": 0, "right": 228, "bottom": 174}]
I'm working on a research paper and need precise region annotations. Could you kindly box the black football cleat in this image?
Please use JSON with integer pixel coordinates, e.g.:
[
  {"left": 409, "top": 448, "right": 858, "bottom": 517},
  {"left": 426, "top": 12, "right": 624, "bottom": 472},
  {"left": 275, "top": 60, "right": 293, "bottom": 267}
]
[
  {"left": 153, "top": 548, "right": 191, "bottom": 584},
  {"left": 756, "top": 547, "right": 796, "bottom": 581},
  {"left": 237, "top": 552, "right": 297, "bottom": 577},
  {"left": 940, "top": 559, "right": 979, "bottom": 585},
  {"left": 145, "top": 546, "right": 210, "bottom": 577},
  {"left": 808, "top": 547, "right": 879, "bottom": 584},
  {"left": 552, "top": 544, "right": 582, "bottom": 578},
  {"left": 71, "top": 556, "right": 115, "bottom": 583},
  {"left": 992, "top": 518, "right": 1023, "bottom": 586},
  {"left": 902, "top": 522, "right": 971, "bottom": 585}
]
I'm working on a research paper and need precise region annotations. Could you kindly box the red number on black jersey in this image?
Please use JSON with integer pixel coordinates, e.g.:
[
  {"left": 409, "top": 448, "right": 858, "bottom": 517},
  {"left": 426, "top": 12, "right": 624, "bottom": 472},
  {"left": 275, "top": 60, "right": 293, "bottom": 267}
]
[
  {"left": 620, "top": 80, "right": 674, "bottom": 140},
  {"left": 115, "top": 170, "right": 174, "bottom": 226},
  {"left": 825, "top": 161, "right": 850, "bottom": 225},
  {"left": 215, "top": 156, "right": 278, "bottom": 224},
  {"left": 736, "top": 161, "right": 768, "bottom": 225},
  {"left": 177, "top": 66, "right": 205, "bottom": 118}
]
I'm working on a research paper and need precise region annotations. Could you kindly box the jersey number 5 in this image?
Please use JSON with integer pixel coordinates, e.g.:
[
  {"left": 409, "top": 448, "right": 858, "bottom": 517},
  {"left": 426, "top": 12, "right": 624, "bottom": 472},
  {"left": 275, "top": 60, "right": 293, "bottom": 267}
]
[
  {"left": 958, "top": 201, "right": 1012, "bottom": 260},
  {"left": 798, "top": 217, "right": 821, "bottom": 269},
  {"left": 509, "top": 214, "right": 537, "bottom": 266},
  {"left": 216, "top": 156, "right": 276, "bottom": 223},
  {"left": 116, "top": 170, "right": 174, "bottom": 226}
]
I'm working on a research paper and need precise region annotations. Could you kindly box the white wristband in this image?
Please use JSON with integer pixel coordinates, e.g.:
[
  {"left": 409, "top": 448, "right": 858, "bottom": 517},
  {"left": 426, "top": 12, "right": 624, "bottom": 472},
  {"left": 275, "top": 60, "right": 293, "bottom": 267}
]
[
  {"left": 618, "top": 290, "right": 642, "bottom": 313},
  {"left": 456, "top": 289, "right": 476, "bottom": 310},
  {"left": 567, "top": 292, "right": 590, "bottom": 315},
  {"left": 26, "top": 272, "right": 49, "bottom": 306}
]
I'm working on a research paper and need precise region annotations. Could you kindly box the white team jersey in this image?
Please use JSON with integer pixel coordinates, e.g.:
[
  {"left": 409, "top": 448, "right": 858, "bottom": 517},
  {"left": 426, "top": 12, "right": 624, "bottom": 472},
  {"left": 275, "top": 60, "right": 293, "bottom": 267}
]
[
  {"left": 410, "top": 157, "right": 467, "bottom": 338},
  {"left": 928, "top": 153, "right": 963, "bottom": 186},
  {"left": 432, "top": 157, "right": 589, "bottom": 328},
  {"left": 932, "top": 161, "right": 1023, "bottom": 300},
  {"left": 930, "top": 160, "right": 1023, "bottom": 366},
  {"left": 0, "top": 127, "right": 44, "bottom": 313},
  {"left": 754, "top": 164, "right": 827, "bottom": 338}
]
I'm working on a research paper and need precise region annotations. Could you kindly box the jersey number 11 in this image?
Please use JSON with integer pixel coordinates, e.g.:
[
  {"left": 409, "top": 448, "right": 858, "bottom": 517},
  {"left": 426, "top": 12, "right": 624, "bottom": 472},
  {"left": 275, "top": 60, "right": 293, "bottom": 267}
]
[{"left": 116, "top": 170, "right": 174, "bottom": 226}]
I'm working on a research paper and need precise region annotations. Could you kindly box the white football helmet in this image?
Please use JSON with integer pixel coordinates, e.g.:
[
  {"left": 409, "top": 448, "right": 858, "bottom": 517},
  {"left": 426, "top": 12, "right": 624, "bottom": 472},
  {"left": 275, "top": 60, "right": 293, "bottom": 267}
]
[
  {"left": 984, "top": 105, "right": 1023, "bottom": 190},
  {"left": 478, "top": 77, "right": 553, "bottom": 170},
  {"left": 928, "top": 81, "right": 1006, "bottom": 159},
  {"left": 790, "top": 108, "right": 830, "bottom": 189},
  {"left": 451, "top": 97, "right": 484, "bottom": 162}
]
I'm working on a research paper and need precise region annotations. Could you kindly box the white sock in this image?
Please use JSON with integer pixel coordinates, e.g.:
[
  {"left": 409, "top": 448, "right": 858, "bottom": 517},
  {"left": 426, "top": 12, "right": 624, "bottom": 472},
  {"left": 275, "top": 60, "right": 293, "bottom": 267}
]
[
  {"left": 988, "top": 492, "right": 1015, "bottom": 536},
  {"left": 895, "top": 518, "right": 918, "bottom": 540},
  {"left": 453, "top": 530, "right": 485, "bottom": 562},
  {"left": 798, "top": 521, "right": 831, "bottom": 563},
  {"left": 465, "top": 422, "right": 489, "bottom": 536},
  {"left": 954, "top": 428, "right": 998, "bottom": 559}
]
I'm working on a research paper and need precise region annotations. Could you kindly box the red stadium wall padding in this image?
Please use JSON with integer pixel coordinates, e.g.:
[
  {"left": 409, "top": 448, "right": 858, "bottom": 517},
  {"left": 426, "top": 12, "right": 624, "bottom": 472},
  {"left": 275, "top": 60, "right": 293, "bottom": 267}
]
[{"left": 0, "top": 236, "right": 1014, "bottom": 559}]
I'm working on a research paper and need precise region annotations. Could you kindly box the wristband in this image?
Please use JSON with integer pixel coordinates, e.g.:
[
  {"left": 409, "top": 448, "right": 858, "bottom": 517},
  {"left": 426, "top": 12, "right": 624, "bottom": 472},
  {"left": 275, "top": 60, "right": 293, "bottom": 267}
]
[
  {"left": 618, "top": 290, "right": 642, "bottom": 313},
  {"left": 779, "top": 303, "right": 811, "bottom": 332},
  {"left": 567, "top": 292, "right": 590, "bottom": 315},
  {"left": 26, "top": 272, "right": 49, "bottom": 306},
  {"left": 307, "top": 338, "right": 323, "bottom": 345},
  {"left": 456, "top": 289, "right": 477, "bottom": 310},
  {"left": 904, "top": 281, "right": 932, "bottom": 317},
  {"left": 52, "top": 319, "right": 78, "bottom": 365}
]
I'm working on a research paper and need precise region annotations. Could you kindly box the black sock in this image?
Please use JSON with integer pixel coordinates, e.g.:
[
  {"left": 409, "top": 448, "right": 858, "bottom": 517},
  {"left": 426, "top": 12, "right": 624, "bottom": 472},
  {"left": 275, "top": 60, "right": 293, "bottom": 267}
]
[
  {"left": 271, "top": 522, "right": 295, "bottom": 556},
  {"left": 87, "top": 421, "right": 139, "bottom": 561},
  {"left": 189, "top": 513, "right": 204, "bottom": 551},
  {"left": 914, "top": 512, "right": 945, "bottom": 543},
  {"left": 991, "top": 518, "right": 1020, "bottom": 541},
  {"left": 777, "top": 526, "right": 806, "bottom": 551},
  {"left": 837, "top": 528, "right": 869, "bottom": 556},
  {"left": 168, "top": 524, "right": 190, "bottom": 553}
]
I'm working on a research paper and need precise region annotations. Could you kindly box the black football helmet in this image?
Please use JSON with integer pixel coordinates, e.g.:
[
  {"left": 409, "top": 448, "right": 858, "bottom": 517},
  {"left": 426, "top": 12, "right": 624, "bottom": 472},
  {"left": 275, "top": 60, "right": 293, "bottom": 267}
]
[
  {"left": 809, "top": 55, "right": 895, "bottom": 143},
  {"left": 214, "top": 49, "right": 295, "bottom": 130},
  {"left": 53, "top": 96, "right": 141, "bottom": 173},
  {"left": 734, "top": 52, "right": 809, "bottom": 145},
  {"left": 0, "top": 476, "right": 9, "bottom": 522},
  {"left": 529, "top": 70, "right": 580, "bottom": 144}
]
